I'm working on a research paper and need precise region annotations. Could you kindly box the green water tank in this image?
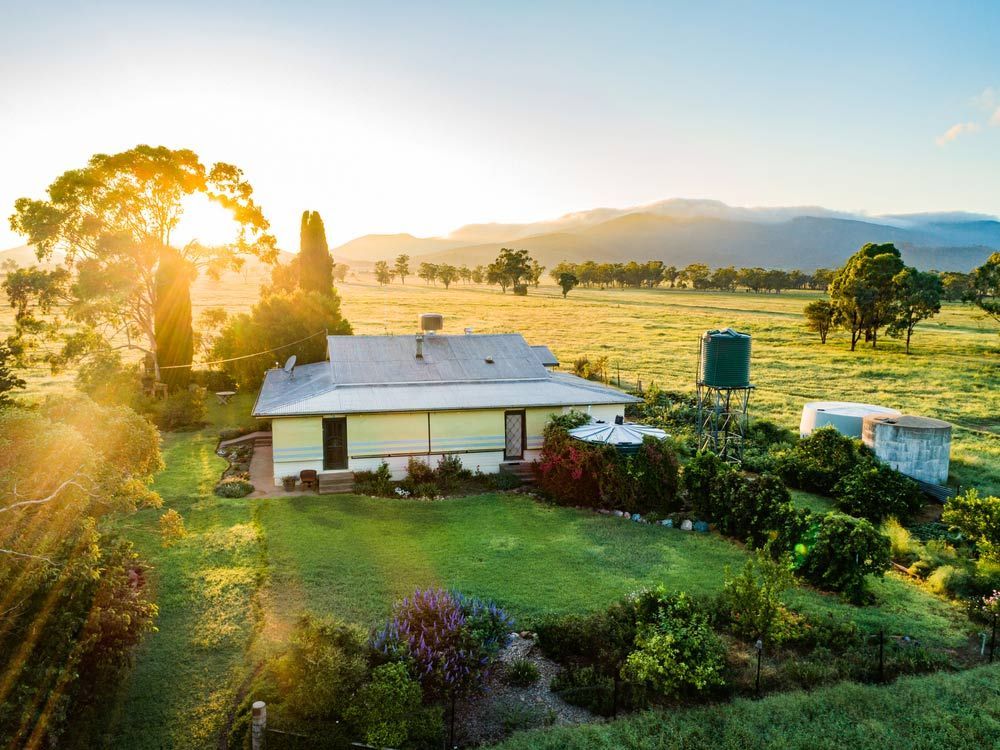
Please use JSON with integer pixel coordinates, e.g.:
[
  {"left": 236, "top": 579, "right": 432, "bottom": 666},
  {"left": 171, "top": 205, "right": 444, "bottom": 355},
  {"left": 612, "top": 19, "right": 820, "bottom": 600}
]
[{"left": 699, "top": 328, "right": 751, "bottom": 387}]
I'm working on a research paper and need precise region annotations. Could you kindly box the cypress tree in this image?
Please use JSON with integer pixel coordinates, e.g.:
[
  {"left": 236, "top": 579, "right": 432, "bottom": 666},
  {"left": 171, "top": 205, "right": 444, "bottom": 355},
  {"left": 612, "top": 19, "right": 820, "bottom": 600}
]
[
  {"left": 154, "top": 246, "right": 194, "bottom": 390},
  {"left": 299, "top": 210, "right": 334, "bottom": 295}
]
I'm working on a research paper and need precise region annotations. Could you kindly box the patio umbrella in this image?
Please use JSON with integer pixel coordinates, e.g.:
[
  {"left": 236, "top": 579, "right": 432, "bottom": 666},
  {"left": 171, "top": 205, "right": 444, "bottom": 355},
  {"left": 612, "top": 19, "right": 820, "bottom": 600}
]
[{"left": 568, "top": 420, "right": 669, "bottom": 454}]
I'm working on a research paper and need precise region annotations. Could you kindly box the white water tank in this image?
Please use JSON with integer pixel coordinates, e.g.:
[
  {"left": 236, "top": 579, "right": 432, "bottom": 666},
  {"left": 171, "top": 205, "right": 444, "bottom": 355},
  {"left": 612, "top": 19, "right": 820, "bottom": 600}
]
[
  {"left": 862, "top": 414, "right": 952, "bottom": 486},
  {"left": 799, "top": 401, "right": 901, "bottom": 438}
]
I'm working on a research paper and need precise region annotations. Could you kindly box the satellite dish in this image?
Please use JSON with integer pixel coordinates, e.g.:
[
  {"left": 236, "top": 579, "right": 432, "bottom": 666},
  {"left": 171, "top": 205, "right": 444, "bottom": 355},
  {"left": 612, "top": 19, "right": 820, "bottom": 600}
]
[{"left": 283, "top": 354, "right": 297, "bottom": 379}]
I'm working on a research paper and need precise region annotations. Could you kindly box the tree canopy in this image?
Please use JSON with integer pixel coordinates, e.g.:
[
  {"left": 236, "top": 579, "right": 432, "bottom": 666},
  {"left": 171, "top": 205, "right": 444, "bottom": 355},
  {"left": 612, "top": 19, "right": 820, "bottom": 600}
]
[
  {"left": 829, "top": 243, "right": 904, "bottom": 350},
  {"left": 8, "top": 145, "right": 277, "bottom": 379},
  {"left": 299, "top": 211, "right": 334, "bottom": 294}
]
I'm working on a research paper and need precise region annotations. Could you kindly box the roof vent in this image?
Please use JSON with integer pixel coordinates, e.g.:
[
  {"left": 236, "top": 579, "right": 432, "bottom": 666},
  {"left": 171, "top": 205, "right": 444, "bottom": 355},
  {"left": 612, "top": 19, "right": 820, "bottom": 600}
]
[
  {"left": 420, "top": 313, "right": 444, "bottom": 334},
  {"left": 615, "top": 415, "right": 624, "bottom": 425},
  {"left": 415, "top": 334, "right": 424, "bottom": 359},
  {"left": 484, "top": 356, "right": 494, "bottom": 364},
  {"left": 464, "top": 327, "right": 473, "bottom": 335}
]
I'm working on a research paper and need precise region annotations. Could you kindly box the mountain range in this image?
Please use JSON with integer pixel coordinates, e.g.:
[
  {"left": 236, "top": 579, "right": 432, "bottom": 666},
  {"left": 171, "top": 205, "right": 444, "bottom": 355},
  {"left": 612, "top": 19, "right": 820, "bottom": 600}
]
[{"left": 330, "top": 199, "right": 999, "bottom": 272}]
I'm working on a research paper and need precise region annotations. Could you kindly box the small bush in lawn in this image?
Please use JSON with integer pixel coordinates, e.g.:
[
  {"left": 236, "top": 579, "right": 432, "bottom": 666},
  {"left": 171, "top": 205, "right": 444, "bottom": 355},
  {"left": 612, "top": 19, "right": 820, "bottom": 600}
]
[
  {"left": 406, "top": 456, "right": 436, "bottom": 484},
  {"left": 796, "top": 512, "right": 891, "bottom": 602},
  {"left": 775, "top": 427, "right": 864, "bottom": 494},
  {"left": 719, "top": 550, "right": 795, "bottom": 644},
  {"left": 682, "top": 451, "right": 732, "bottom": 520},
  {"left": 354, "top": 461, "right": 393, "bottom": 496},
  {"left": 155, "top": 385, "right": 208, "bottom": 431},
  {"left": 942, "top": 489, "right": 1000, "bottom": 562},
  {"left": 272, "top": 613, "right": 369, "bottom": 721},
  {"left": 491, "top": 468, "right": 522, "bottom": 491},
  {"left": 623, "top": 590, "right": 726, "bottom": 697},
  {"left": 345, "top": 662, "right": 442, "bottom": 749},
  {"left": 214, "top": 476, "right": 254, "bottom": 498},
  {"left": 833, "top": 461, "right": 924, "bottom": 523},
  {"left": 506, "top": 658, "right": 540, "bottom": 687}
]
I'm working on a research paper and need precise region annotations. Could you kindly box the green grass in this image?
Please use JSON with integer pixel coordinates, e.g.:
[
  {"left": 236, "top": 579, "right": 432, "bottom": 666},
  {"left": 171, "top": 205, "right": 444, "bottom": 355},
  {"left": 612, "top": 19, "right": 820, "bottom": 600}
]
[
  {"left": 489, "top": 664, "right": 1000, "bottom": 750},
  {"left": 790, "top": 488, "right": 837, "bottom": 513}
]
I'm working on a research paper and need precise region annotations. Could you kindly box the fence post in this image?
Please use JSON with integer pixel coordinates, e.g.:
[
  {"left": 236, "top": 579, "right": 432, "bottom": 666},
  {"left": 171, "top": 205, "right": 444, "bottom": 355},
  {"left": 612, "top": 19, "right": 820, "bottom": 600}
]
[
  {"left": 991, "top": 613, "right": 997, "bottom": 664},
  {"left": 754, "top": 639, "right": 763, "bottom": 697},
  {"left": 878, "top": 630, "right": 885, "bottom": 682},
  {"left": 251, "top": 700, "right": 267, "bottom": 750}
]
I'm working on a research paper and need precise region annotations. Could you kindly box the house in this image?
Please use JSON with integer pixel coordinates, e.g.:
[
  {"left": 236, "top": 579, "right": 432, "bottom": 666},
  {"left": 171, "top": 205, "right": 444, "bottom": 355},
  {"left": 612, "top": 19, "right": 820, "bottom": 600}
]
[{"left": 252, "top": 318, "right": 641, "bottom": 487}]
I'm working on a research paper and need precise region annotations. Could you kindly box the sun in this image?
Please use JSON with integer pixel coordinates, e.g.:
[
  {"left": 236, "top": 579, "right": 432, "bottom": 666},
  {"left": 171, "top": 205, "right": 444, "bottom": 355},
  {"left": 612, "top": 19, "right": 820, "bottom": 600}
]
[{"left": 173, "top": 193, "right": 242, "bottom": 247}]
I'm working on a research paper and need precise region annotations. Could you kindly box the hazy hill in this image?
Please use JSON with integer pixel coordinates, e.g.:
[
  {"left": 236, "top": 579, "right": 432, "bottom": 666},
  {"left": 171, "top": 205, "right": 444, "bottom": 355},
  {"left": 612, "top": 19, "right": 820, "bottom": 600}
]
[{"left": 331, "top": 200, "right": 998, "bottom": 272}]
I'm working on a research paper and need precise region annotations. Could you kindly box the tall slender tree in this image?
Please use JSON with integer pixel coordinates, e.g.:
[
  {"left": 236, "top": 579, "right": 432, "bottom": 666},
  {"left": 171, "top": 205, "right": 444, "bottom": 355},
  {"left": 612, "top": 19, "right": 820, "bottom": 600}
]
[
  {"left": 154, "top": 247, "right": 194, "bottom": 389},
  {"left": 299, "top": 210, "right": 334, "bottom": 294}
]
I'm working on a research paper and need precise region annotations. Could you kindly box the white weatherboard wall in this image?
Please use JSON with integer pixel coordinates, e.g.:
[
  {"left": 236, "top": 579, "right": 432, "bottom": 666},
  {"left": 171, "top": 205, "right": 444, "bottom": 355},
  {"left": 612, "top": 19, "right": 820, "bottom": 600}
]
[{"left": 268, "top": 403, "right": 626, "bottom": 483}]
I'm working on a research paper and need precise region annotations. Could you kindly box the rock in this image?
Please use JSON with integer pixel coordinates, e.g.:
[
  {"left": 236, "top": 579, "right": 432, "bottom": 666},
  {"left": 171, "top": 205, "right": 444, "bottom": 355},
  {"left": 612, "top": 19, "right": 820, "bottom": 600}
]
[
  {"left": 660, "top": 519, "right": 673, "bottom": 528},
  {"left": 631, "top": 513, "right": 642, "bottom": 522},
  {"left": 680, "top": 519, "right": 693, "bottom": 531},
  {"left": 519, "top": 630, "right": 534, "bottom": 640},
  {"left": 693, "top": 520, "right": 710, "bottom": 532}
]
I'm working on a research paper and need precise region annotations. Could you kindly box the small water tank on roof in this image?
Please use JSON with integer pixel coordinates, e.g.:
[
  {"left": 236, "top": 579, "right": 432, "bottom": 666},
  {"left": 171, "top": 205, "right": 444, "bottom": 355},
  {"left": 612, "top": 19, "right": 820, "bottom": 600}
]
[
  {"left": 698, "top": 328, "right": 751, "bottom": 388},
  {"left": 420, "top": 313, "right": 444, "bottom": 333},
  {"left": 799, "top": 401, "right": 901, "bottom": 438},
  {"left": 862, "top": 414, "right": 951, "bottom": 486}
]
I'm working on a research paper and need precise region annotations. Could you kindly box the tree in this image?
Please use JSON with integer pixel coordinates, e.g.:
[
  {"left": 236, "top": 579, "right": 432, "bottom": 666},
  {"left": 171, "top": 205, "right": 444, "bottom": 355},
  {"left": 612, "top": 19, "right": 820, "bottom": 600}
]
[
  {"left": 829, "top": 243, "right": 904, "bottom": 350},
  {"left": 888, "top": 267, "right": 942, "bottom": 354},
  {"left": 680, "top": 263, "right": 711, "bottom": 289},
  {"left": 938, "top": 271, "right": 971, "bottom": 301},
  {"left": 374, "top": 260, "right": 392, "bottom": 285},
  {"left": 153, "top": 247, "right": 194, "bottom": 389},
  {"left": 529, "top": 259, "right": 545, "bottom": 287},
  {"left": 212, "top": 289, "right": 352, "bottom": 388},
  {"left": 333, "top": 263, "right": 349, "bottom": 282},
  {"left": 0, "top": 339, "right": 26, "bottom": 406},
  {"left": 664, "top": 265, "right": 679, "bottom": 288},
  {"left": 471, "top": 265, "right": 484, "bottom": 284},
  {"left": 965, "top": 251, "right": 1000, "bottom": 325},
  {"left": 487, "top": 248, "right": 533, "bottom": 293},
  {"left": 803, "top": 299, "right": 835, "bottom": 344},
  {"left": 265, "top": 255, "right": 300, "bottom": 295},
  {"left": 558, "top": 272, "right": 578, "bottom": 298},
  {"left": 9, "top": 145, "right": 277, "bottom": 379},
  {"left": 436, "top": 264, "right": 459, "bottom": 289},
  {"left": 418, "top": 262, "right": 438, "bottom": 285},
  {"left": 299, "top": 211, "right": 334, "bottom": 295},
  {"left": 710, "top": 266, "right": 738, "bottom": 291},
  {"left": 394, "top": 254, "right": 410, "bottom": 284}
]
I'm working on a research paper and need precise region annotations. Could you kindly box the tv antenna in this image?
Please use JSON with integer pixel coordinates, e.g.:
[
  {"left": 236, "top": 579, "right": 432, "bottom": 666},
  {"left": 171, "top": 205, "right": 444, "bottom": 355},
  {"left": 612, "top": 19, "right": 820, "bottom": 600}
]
[{"left": 282, "top": 354, "right": 297, "bottom": 379}]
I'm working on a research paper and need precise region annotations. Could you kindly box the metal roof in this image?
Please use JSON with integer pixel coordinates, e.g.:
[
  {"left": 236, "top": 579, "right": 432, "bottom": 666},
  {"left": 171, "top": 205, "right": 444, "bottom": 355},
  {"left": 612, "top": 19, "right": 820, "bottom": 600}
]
[
  {"left": 568, "top": 421, "right": 669, "bottom": 446},
  {"left": 252, "top": 334, "right": 640, "bottom": 417},
  {"left": 530, "top": 345, "right": 559, "bottom": 367}
]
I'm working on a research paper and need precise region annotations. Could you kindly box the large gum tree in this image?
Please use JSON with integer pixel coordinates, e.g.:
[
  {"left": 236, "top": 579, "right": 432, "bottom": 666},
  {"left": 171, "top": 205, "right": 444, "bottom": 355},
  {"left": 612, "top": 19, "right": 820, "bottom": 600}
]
[{"left": 9, "top": 145, "right": 277, "bottom": 380}]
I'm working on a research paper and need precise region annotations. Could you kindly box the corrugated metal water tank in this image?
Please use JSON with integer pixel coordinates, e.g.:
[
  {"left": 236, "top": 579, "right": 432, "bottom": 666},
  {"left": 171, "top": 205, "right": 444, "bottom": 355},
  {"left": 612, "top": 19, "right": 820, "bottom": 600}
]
[
  {"left": 862, "top": 414, "right": 952, "bottom": 486},
  {"left": 799, "top": 401, "right": 902, "bottom": 438},
  {"left": 698, "top": 328, "right": 751, "bottom": 388}
]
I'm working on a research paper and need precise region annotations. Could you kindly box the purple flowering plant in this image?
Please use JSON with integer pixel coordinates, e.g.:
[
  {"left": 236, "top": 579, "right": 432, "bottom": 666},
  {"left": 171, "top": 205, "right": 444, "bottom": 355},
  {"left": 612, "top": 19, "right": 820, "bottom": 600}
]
[{"left": 372, "top": 588, "right": 514, "bottom": 700}]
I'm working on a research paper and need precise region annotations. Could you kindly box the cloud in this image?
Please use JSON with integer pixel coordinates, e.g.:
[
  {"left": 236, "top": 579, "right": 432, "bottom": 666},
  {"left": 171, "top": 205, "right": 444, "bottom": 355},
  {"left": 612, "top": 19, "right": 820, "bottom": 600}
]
[
  {"left": 991, "top": 106, "right": 1000, "bottom": 127},
  {"left": 935, "top": 121, "right": 981, "bottom": 145},
  {"left": 971, "top": 86, "right": 997, "bottom": 111}
]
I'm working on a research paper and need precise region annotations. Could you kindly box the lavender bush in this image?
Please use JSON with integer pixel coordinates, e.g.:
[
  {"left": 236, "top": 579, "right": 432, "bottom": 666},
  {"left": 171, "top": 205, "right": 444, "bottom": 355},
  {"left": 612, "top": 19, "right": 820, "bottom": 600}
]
[{"left": 373, "top": 588, "right": 514, "bottom": 700}]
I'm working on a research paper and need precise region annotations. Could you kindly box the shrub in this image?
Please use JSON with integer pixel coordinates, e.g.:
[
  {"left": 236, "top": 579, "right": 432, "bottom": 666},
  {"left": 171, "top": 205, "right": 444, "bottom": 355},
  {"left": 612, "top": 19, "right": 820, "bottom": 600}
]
[
  {"left": 354, "top": 461, "right": 393, "bottom": 496},
  {"left": 155, "top": 385, "right": 207, "bottom": 431},
  {"left": 372, "top": 589, "right": 513, "bottom": 700},
  {"left": 159, "top": 508, "right": 187, "bottom": 547},
  {"left": 536, "top": 421, "right": 607, "bottom": 507},
  {"left": 719, "top": 550, "right": 795, "bottom": 643},
  {"left": 214, "top": 476, "right": 254, "bottom": 498},
  {"left": 435, "top": 453, "right": 470, "bottom": 491},
  {"left": 406, "top": 456, "right": 436, "bottom": 484},
  {"left": 833, "top": 461, "right": 924, "bottom": 523},
  {"left": 506, "top": 658, "right": 541, "bottom": 687},
  {"left": 742, "top": 419, "right": 796, "bottom": 473},
  {"left": 549, "top": 410, "right": 591, "bottom": 430},
  {"left": 345, "top": 662, "right": 442, "bottom": 749},
  {"left": 884, "top": 518, "right": 916, "bottom": 563},
  {"left": 625, "top": 436, "right": 682, "bottom": 514},
  {"left": 796, "top": 513, "right": 891, "bottom": 602},
  {"left": 272, "top": 613, "right": 369, "bottom": 720},
  {"left": 715, "top": 472, "right": 796, "bottom": 549},
  {"left": 623, "top": 590, "right": 726, "bottom": 697},
  {"left": 490, "top": 469, "right": 522, "bottom": 491},
  {"left": 682, "top": 451, "right": 732, "bottom": 519},
  {"left": 775, "top": 427, "right": 865, "bottom": 494},
  {"left": 942, "top": 489, "right": 1000, "bottom": 562}
]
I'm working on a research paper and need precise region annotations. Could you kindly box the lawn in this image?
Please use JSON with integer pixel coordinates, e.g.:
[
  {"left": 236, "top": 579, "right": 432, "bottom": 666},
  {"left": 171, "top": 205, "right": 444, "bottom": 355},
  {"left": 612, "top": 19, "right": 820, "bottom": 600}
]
[
  {"left": 490, "top": 663, "right": 1000, "bottom": 750},
  {"left": 86, "top": 393, "right": 976, "bottom": 748}
]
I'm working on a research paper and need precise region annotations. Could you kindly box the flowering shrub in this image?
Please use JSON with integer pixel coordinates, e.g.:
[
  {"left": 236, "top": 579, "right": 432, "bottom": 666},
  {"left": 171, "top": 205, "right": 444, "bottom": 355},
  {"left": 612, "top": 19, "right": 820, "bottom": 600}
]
[
  {"left": 535, "top": 422, "right": 607, "bottom": 507},
  {"left": 372, "top": 588, "right": 513, "bottom": 700},
  {"left": 213, "top": 476, "right": 254, "bottom": 497}
]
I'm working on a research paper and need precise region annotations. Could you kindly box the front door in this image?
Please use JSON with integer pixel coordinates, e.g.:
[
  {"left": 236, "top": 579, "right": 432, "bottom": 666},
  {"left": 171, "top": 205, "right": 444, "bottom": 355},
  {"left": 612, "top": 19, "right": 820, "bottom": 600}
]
[
  {"left": 504, "top": 410, "right": 525, "bottom": 461},
  {"left": 322, "top": 417, "right": 348, "bottom": 470}
]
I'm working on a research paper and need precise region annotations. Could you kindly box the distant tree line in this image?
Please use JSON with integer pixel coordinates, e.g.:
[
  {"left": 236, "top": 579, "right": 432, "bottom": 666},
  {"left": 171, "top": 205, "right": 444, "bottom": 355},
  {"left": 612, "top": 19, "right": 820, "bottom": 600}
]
[
  {"left": 373, "top": 248, "right": 545, "bottom": 293},
  {"left": 549, "top": 260, "right": 833, "bottom": 294}
]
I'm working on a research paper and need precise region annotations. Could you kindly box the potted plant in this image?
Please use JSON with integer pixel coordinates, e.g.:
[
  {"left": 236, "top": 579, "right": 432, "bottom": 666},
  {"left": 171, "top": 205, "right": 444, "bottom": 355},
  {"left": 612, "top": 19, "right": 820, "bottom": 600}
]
[{"left": 281, "top": 475, "right": 297, "bottom": 492}]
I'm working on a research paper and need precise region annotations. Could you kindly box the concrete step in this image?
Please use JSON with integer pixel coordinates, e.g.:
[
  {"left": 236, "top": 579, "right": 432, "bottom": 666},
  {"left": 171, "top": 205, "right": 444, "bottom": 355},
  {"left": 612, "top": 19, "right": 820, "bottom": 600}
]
[{"left": 499, "top": 462, "right": 536, "bottom": 483}]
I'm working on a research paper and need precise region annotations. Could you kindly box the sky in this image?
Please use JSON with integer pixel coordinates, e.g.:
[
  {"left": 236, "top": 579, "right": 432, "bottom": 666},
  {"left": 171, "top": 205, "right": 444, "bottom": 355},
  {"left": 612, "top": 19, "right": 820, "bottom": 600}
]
[{"left": 0, "top": 0, "right": 998, "bottom": 251}]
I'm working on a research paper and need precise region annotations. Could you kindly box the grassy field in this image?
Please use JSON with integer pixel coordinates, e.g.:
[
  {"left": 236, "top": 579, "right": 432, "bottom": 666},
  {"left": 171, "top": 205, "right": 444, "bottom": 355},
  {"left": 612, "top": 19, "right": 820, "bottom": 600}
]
[
  {"left": 84, "top": 396, "right": 977, "bottom": 749},
  {"left": 4, "top": 273, "right": 998, "bottom": 492},
  {"left": 490, "top": 663, "right": 1000, "bottom": 750}
]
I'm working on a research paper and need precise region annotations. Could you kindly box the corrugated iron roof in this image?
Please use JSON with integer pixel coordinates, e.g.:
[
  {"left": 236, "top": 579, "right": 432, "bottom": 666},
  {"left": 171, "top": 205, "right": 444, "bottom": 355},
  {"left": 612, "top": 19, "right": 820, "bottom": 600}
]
[
  {"left": 530, "top": 345, "right": 559, "bottom": 367},
  {"left": 252, "top": 334, "right": 640, "bottom": 417}
]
